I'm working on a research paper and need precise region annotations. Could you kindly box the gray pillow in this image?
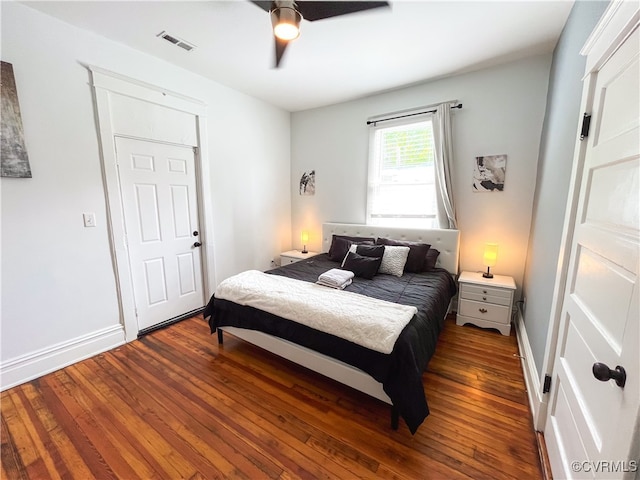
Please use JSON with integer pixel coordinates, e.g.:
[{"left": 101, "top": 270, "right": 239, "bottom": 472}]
[
  {"left": 341, "top": 243, "right": 384, "bottom": 264},
  {"left": 423, "top": 248, "right": 440, "bottom": 271},
  {"left": 376, "top": 238, "right": 430, "bottom": 273},
  {"left": 341, "top": 251, "right": 382, "bottom": 279},
  {"left": 327, "top": 235, "right": 375, "bottom": 262},
  {"left": 355, "top": 244, "right": 385, "bottom": 258}
]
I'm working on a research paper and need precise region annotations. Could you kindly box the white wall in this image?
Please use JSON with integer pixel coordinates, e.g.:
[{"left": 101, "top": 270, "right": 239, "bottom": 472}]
[
  {"left": 522, "top": 0, "right": 609, "bottom": 378},
  {"left": 0, "top": 2, "right": 291, "bottom": 388},
  {"left": 291, "top": 55, "right": 552, "bottom": 296}
]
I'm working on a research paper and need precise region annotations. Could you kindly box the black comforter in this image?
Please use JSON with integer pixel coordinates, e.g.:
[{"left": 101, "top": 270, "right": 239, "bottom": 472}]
[{"left": 203, "top": 253, "right": 456, "bottom": 433}]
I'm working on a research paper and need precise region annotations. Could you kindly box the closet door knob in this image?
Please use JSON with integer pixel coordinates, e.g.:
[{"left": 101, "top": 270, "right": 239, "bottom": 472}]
[{"left": 193, "top": 242, "right": 202, "bottom": 248}]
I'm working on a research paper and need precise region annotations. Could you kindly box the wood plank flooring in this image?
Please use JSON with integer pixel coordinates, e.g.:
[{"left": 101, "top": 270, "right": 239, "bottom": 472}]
[{"left": 1, "top": 314, "right": 542, "bottom": 479}]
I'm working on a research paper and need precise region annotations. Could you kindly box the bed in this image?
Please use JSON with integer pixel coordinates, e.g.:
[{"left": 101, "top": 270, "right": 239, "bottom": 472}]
[{"left": 204, "top": 223, "right": 460, "bottom": 433}]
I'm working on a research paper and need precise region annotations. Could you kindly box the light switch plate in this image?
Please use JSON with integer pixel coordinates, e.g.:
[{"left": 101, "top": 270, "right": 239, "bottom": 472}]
[{"left": 83, "top": 213, "right": 96, "bottom": 227}]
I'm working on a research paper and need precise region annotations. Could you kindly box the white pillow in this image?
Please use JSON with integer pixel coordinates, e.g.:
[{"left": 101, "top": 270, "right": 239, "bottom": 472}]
[{"left": 379, "top": 246, "right": 410, "bottom": 277}]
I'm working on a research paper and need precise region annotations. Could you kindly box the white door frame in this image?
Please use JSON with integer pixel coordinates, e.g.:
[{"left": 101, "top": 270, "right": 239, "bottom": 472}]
[
  {"left": 90, "top": 66, "right": 216, "bottom": 342},
  {"left": 537, "top": 0, "right": 639, "bottom": 431}
]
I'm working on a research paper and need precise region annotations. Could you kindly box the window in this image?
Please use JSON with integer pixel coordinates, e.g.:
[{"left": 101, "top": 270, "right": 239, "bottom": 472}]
[{"left": 367, "top": 117, "right": 437, "bottom": 228}]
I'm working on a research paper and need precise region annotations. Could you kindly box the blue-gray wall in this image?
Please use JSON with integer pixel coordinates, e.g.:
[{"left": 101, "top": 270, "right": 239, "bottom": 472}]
[{"left": 522, "top": 0, "right": 609, "bottom": 376}]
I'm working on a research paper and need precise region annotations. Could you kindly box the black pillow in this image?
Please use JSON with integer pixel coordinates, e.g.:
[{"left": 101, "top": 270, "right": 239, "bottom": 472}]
[
  {"left": 355, "top": 244, "right": 385, "bottom": 258},
  {"left": 328, "top": 235, "right": 375, "bottom": 262},
  {"left": 375, "top": 238, "right": 431, "bottom": 273},
  {"left": 341, "top": 251, "right": 382, "bottom": 279},
  {"left": 423, "top": 248, "right": 440, "bottom": 271}
]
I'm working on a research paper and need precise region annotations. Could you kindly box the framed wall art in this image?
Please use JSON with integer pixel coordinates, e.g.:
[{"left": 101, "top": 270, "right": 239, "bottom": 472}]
[
  {"left": 1, "top": 61, "right": 32, "bottom": 178},
  {"left": 299, "top": 170, "right": 315, "bottom": 195},
  {"left": 473, "top": 154, "right": 506, "bottom": 192}
]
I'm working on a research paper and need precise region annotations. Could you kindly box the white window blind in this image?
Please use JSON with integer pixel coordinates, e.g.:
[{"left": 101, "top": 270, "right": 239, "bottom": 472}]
[{"left": 366, "top": 117, "right": 437, "bottom": 228}]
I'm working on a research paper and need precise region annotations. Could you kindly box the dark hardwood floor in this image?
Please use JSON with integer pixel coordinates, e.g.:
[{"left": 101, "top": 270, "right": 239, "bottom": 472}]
[{"left": 1, "top": 314, "right": 542, "bottom": 479}]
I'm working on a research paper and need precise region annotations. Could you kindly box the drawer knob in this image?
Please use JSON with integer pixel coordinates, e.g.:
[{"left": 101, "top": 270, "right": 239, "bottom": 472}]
[
  {"left": 483, "top": 290, "right": 487, "bottom": 294},
  {"left": 479, "top": 308, "right": 488, "bottom": 314},
  {"left": 482, "top": 296, "right": 487, "bottom": 301}
]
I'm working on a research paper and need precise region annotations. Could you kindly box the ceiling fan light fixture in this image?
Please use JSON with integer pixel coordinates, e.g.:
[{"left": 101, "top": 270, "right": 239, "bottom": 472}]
[{"left": 271, "top": 6, "right": 302, "bottom": 41}]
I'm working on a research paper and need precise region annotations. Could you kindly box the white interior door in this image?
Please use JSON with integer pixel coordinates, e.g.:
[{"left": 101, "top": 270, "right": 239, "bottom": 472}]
[
  {"left": 544, "top": 13, "right": 639, "bottom": 480},
  {"left": 115, "top": 136, "right": 204, "bottom": 331}
]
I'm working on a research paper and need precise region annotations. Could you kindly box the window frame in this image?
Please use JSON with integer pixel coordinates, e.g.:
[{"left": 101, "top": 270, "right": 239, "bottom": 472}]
[{"left": 366, "top": 115, "right": 437, "bottom": 228}]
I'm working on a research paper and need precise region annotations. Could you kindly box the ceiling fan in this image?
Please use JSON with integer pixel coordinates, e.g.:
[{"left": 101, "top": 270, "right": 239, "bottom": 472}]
[{"left": 251, "top": 1, "right": 390, "bottom": 68}]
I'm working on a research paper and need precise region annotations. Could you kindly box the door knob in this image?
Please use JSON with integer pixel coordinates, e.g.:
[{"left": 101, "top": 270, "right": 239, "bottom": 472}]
[
  {"left": 193, "top": 230, "right": 199, "bottom": 236},
  {"left": 193, "top": 241, "right": 202, "bottom": 248},
  {"left": 592, "top": 362, "right": 626, "bottom": 388}
]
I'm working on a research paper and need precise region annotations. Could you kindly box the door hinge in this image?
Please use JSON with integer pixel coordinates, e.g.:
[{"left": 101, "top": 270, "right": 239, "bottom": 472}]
[
  {"left": 543, "top": 374, "right": 552, "bottom": 394},
  {"left": 580, "top": 113, "right": 591, "bottom": 141}
]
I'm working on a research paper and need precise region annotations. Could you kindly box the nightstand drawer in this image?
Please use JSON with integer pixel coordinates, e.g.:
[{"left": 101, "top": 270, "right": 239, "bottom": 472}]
[
  {"left": 459, "top": 299, "right": 511, "bottom": 325},
  {"left": 280, "top": 250, "right": 318, "bottom": 266},
  {"left": 280, "top": 256, "right": 299, "bottom": 266},
  {"left": 460, "top": 283, "right": 511, "bottom": 298},
  {"left": 459, "top": 284, "right": 512, "bottom": 306}
]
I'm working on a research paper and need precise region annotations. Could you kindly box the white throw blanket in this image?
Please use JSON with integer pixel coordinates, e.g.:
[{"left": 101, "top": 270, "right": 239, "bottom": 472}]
[
  {"left": 317, "top": 268, "right": 354, "bottom": 289},
  {"left": 215, "top": 270, "right": 418, "bottom": 354}
]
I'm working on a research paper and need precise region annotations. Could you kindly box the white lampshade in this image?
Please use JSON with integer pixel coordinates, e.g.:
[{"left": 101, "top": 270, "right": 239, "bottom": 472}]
[{"left": 483, "top": 243, "right": 498, "bottom": 267}]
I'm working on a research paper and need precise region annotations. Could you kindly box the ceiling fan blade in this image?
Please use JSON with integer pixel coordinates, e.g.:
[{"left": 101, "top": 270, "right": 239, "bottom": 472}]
[
  {"left": 251, "top": 1, "right": 272, "bottom": 13},
  {"left": 251, "top": 1, "right": 389, "bottom": 21},
  {"left": 274, "top": 36, "right": 289, "bottom": 68},
  {"left": 296, "top": 1, "right": 389, "bottom": 21},
  {"left": 251, "top": 0, "right": 389, "bottom": 68}
]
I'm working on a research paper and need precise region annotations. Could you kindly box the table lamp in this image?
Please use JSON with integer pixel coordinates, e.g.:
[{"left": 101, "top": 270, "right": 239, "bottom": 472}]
[
  {"left": 483, "top": 243, "right": 498, "bottom": 278},
  {"left": 301, "top": 231, "right": 309, "bottom": 254}
]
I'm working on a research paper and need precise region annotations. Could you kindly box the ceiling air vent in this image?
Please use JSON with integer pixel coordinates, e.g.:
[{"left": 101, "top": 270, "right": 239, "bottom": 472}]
[{"left": 157, "top": 31, "right": 196, "bottom": 52}]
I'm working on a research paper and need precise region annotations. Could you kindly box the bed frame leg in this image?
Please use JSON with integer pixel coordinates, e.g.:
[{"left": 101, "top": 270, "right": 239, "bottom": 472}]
[
  {"left": 391, "top": 405, "right": 399, "bottom": 430},
  {"left": 217, "top": 329, "right": 223, "bottom": 345}
]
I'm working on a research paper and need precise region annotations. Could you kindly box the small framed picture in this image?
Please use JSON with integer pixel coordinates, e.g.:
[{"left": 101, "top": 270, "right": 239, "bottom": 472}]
[
  {"left": 473, "top": 154, "right": 506, "bottom": 192},
  {"left": 299, "top": 170, "right": 315, "bottom": 195}
]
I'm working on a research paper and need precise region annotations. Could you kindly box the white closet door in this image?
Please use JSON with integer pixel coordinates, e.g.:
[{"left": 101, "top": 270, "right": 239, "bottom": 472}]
[
  {"left": 115, "top": 136, "right": 204, "bottom": 331},
  {"left": 545, "top": 13, "right": 639, "bottom": 480}
]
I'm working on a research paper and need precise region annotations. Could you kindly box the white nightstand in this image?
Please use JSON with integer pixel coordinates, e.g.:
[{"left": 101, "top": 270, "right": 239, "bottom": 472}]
[
  {"left": 456, "top": 271, "right": 516, "bottom": 336},
  {"left": 280, "top": 250, "right": 318, "bottom": 266}
]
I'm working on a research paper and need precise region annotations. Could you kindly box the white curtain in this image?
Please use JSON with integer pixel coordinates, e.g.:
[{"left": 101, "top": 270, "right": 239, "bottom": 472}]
[{"left": 432, "top": 103, "right": 457, "bottom": 229}]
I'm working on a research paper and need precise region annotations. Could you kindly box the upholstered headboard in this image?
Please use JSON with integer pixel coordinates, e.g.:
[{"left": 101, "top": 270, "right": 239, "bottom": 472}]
[{"left": 322, "top": 223, "right": 460, "bottom": 275}]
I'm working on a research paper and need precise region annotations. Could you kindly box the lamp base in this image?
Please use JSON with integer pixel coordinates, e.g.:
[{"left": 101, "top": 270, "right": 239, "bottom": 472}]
[
  {"left": 301, "top": 246, "right": 308, "bottom": 254},
  {"left": 482, "top": 267, "right": 493, "bottom": 279}
]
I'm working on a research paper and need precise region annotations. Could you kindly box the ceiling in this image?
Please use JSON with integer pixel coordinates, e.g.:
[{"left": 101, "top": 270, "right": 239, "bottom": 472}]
[{"left": 25, "top": 1, "right": 574, "bottom": 112}]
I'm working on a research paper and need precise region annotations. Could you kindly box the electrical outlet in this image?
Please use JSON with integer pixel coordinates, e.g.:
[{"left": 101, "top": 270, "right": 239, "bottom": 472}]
[{"left": 83, "top": 213, "right": 96, "bottom": 227}]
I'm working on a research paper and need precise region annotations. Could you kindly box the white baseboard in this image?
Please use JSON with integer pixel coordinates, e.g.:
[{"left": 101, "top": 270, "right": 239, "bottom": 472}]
[
  {"left": 514, "top": 304, "right": 545, "bottom": 431},
  {"left": 1, "top": 325, "right": 125, "bottom": 391}
]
